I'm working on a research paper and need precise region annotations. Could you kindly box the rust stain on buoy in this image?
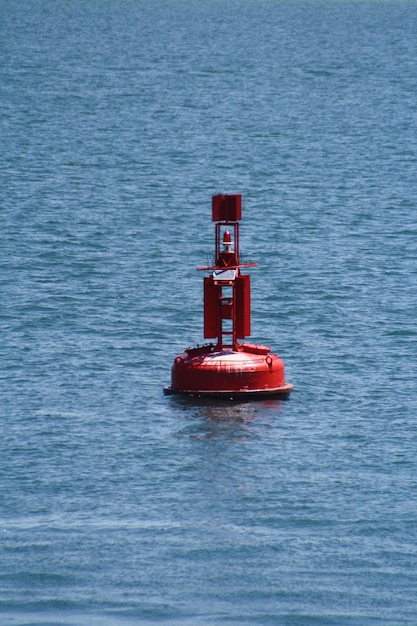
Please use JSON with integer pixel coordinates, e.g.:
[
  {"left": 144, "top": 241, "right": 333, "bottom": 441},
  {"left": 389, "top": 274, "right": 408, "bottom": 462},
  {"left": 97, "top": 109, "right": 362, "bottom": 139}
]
[{"left": 164, "top": 194, "right": 293, "bottom": 399}]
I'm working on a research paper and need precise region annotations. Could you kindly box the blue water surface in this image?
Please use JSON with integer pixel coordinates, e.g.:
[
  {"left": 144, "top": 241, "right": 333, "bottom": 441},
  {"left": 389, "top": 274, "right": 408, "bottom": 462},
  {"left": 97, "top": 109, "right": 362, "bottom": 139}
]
[{"left": 1, "top": 0, "right": 417, "bottom": 624}]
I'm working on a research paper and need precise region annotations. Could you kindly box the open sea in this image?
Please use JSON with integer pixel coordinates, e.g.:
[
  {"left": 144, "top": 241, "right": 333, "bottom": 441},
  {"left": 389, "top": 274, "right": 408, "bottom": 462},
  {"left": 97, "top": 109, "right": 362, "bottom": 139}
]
[{"left": 2, "top": 0, "right": 417, "bottom": 624}]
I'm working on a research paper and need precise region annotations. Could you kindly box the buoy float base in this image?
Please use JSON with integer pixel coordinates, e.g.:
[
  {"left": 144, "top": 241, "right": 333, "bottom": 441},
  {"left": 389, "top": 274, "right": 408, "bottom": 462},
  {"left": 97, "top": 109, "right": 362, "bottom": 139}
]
[{"left": 165, "top": 343, "right": 293, "bottom": 400}]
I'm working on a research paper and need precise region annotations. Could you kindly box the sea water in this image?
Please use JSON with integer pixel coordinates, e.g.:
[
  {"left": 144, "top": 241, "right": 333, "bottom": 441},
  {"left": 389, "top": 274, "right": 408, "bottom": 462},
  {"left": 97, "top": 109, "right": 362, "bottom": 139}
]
[{"left": 1, "top": 0, "right": 417, "bottom": 623}]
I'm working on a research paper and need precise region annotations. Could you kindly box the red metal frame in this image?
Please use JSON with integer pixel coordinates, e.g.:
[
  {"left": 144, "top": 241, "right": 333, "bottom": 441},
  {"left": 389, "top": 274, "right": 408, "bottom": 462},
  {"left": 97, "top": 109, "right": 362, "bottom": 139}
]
[{"left": 201, "top": 194, "right": 252, "bottom": 350}]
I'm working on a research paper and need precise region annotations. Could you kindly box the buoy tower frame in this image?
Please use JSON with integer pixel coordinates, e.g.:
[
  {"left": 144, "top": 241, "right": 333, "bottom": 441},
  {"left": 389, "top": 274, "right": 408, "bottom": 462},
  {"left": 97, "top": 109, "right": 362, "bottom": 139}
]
[
  {"left": 165, "top": 194, "right": 293, "bottom": 399},
  {"left": 201, "top": 196, "right": 253, "bottom": 352}
]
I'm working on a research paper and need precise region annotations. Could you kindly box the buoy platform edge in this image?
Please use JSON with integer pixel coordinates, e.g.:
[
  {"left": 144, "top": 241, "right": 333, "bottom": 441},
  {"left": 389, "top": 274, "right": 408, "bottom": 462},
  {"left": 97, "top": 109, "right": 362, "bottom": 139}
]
[{"left": 163, "top": 383, "right": 293, "bottom": 399}]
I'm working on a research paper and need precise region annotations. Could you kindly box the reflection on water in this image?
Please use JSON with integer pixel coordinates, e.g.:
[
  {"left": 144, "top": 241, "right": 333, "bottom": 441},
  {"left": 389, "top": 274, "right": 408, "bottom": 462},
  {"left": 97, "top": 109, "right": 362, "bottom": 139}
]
[{"left": 171, "top": 394, "right": 286, "bottom": 440}]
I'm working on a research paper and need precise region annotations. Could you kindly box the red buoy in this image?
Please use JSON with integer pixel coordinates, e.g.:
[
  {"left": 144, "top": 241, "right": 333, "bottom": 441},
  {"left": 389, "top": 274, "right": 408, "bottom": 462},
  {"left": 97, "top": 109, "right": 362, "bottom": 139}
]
[{"left": 164, "top": 194, "right": 293, "bottom": 399}]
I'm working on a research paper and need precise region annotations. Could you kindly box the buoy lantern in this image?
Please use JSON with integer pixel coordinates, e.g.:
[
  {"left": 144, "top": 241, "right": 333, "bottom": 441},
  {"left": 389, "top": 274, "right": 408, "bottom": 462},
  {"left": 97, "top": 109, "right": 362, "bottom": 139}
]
[{"left": 164, "top": 194, "right": 293, "bottom": 399}]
